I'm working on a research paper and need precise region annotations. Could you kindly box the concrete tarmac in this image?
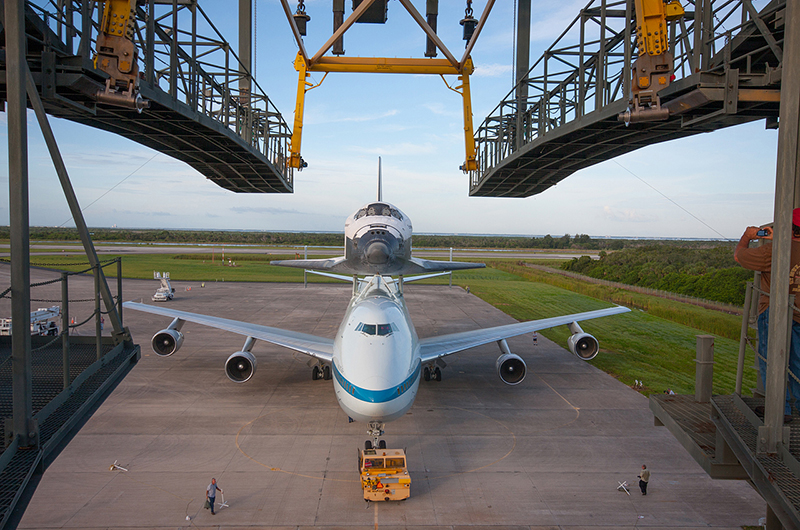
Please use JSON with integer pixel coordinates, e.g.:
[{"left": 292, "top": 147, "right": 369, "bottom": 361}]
[{"left": 16, "top": 276, "right": 763, "bottom": 529}]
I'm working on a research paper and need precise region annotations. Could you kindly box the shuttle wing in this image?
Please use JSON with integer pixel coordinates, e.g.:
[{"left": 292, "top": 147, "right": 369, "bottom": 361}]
[
  {"left": 404, "top": 257, "right": 486, "bottom": 273},
  {"left": 123, "top": 301, "right": 334, "bottom": 362},
  {"left": 418, "top": 306, "right": 630, "bottom": 363},
  {"left": 271, "top": 255, "right": 485, "bottom": 275},
  {"left": 270, "top": 256, "right": 348, "bottom": 272}
]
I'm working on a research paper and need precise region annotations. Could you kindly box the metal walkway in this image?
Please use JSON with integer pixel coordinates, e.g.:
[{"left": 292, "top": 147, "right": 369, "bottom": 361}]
[
  {"left": 0, "top": 1, "right": 293, "bottom": 193},
  {"left": 469, "top": 0, "right": 783, "bottom": 197},
  {"left": 651, "top": 393, "right": 800, "bottom": 529},
  {"left": 0, "top": 337, "right": 140, "bottom": 528}
]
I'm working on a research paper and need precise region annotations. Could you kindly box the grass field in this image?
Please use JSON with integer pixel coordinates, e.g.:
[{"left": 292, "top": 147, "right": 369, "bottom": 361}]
[{"left": 24, "top": 251, "right": 757, "bottom": 397}]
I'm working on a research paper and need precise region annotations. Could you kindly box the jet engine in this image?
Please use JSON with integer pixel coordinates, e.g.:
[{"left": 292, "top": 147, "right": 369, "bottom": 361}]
[
  {"left": 495, "top": 339, "right": 526, "bottom": 385},
  {"left": 496, "top": 353, "right": 527, "bottom": 385},
  {"left": 151, "top": 329, "right": 183, "bottom": 356},
  {"left": 225, "top": 351, "right": 257, "bottom": 383},
  {"left": 567, "top": 321, "right": 599, "bottom": 360}
]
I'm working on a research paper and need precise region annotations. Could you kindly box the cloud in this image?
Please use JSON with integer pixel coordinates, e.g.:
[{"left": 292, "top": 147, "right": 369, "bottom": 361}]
[
  {"left": 601, "top": 206, "right": 654, "bottom": 223},
  {"left": 306, "top": 109, "right": 399, "bottom": 125},
  {"left": 357, "top": 142, "right": 437, "bottom": 156},
  {"left": 473, "top": 63, "right": 513, "bottom": 78},
  {"left": 229, "top": 206, "right": 303, "bottom": 215}
]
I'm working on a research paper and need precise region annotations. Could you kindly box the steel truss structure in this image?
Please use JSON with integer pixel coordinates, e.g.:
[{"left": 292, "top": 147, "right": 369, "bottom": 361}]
[
  {"left": 470, "top": 0, "right": 784, "bottom": 197},
  {"left": 3, "top": 0, "right": 293, "bottom": 193}
]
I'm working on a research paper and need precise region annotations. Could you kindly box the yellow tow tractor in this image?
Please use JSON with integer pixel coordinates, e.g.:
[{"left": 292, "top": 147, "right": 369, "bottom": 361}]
[{"left": 358, "top": 448, "right": 411, "bottom": 501}]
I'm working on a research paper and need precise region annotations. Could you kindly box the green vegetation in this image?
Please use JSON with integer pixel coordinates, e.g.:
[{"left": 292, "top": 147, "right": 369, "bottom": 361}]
[
  {"left": 3, "top": 226, "right": 733, "bottom": 251},
  {"left": 562, "top": 245, "right": 750, "bottom": 305}
]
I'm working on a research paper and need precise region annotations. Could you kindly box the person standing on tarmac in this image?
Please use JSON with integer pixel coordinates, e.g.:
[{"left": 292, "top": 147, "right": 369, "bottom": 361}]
[
  {"left": 638, "top": 464, "right": 650, "bottom": 495},
  {"left": 734, "top": 212, "right": 800, "bottom": 423},
  {"left": 206, "top": 478, "right": 223, "bottom": 515}
]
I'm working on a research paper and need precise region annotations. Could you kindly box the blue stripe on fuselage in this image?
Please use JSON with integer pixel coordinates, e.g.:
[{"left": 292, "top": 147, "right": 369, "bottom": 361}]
[{"left": 333, "top": 359, "right": 420, "bottom": 403}]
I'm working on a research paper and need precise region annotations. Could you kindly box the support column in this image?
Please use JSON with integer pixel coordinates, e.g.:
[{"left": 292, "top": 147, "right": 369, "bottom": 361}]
[
  {"left": 333, "top": 0, "right": 345, "bottom": 55},
  {"left": 7, "top": 0, "right": 34, "bottom": 448},
  {"left": 239, "top": 0, "right": 252, "bottom": 142},
  {"left": 26, "top": 68, "right": 128, "bottom": 343},
  {"left": 760, "top": 0, "right": 800, "bottom": 453},
  {"left": 695, "top": 335, "right": 714, "bottom": 403},
  {"left": 425, "top": 0, "right": 438, "bottom": 58},
  {"left": 514, "top": 0, "right": 531, "bottom": 151}
]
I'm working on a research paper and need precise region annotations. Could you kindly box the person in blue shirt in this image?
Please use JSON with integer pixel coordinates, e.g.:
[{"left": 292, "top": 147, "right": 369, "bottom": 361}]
[{"left": 206, "top": 478, "right": 223, "bottom": 515}]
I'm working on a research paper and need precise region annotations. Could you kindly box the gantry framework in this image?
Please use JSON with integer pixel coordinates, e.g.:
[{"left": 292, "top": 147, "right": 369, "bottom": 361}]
[
  {"left": 470, "top": 0, "right": 783, "bottom": 197},
  {"left": 279, "top": 0, "right": 494, "bottom": 172},
  {"left": 3, "top": 0, "right": 293, "bottom": 193}
]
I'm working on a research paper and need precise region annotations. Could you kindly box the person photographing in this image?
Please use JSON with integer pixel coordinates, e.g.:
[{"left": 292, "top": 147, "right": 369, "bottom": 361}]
[{"left": 734, "top": 211, "right": 800, "bottom": 423}]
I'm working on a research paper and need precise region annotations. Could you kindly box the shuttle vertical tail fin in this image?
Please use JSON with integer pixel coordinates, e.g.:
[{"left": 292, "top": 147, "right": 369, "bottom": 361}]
[{"left": 377, "top": 157, "right": 382, "bottom": 202}]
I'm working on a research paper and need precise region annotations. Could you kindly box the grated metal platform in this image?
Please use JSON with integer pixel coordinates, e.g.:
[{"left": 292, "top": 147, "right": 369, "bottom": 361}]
[
  {"left": 0, "top": 338, "right": 140, "bottom": 528},
  {"left": 712, "top": 394, "right": 800, "bottom": 528},
  {"left": 650, "top": 394, "right": 748, "bottom": 480}
]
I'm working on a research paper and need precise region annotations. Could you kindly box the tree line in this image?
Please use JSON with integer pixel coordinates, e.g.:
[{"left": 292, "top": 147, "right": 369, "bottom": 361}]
[
  {"left": 561, "top": 245, "right": 751, "bottom": 305},
  {"left": 3, "top": 226, "right": 731, "bottom": 251}
]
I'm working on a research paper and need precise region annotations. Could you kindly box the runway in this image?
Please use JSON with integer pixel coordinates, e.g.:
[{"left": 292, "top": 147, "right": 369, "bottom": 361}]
[{"left": 15, "top": 275, "right": 763, "bottom": 529}]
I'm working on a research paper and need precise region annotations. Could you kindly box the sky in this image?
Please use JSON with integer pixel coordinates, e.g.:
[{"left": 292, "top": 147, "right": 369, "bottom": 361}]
[{"left": 0, "top": 0, "right": 780, "bottom": 240}]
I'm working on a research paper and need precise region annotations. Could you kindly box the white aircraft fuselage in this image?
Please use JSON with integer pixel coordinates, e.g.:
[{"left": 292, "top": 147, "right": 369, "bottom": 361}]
[{"left": 332, "top": 275, "right": 420, "bottom": 423}]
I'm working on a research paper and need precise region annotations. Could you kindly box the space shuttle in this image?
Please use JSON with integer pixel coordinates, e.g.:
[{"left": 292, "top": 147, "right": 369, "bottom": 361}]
[{"left": 270, "top": 159, "right": 485, "bottom": 276}]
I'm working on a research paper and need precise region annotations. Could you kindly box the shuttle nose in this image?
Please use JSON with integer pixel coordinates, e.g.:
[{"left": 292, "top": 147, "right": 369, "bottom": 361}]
[{"left": 366, "top": 241, "right": 391, "bottom": 265}]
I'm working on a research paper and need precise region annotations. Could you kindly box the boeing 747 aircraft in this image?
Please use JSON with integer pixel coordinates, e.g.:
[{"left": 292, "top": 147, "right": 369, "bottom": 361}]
[{"left": 124, "top": 164, "right": 629, "bottom": 448}]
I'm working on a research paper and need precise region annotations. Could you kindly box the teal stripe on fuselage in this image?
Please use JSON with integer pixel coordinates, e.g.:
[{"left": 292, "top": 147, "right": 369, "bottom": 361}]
[{"left": 333, "top": 360, "right": 420, "bottom": 403}]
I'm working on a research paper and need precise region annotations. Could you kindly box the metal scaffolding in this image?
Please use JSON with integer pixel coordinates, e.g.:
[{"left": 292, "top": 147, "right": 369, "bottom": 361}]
[{"left": 470, "top": 0, "right": 784, "bottom": 197}]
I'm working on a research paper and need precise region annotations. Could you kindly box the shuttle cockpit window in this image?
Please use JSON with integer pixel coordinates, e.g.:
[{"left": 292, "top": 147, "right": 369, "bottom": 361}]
[
  {"left": 367, "top": 203, "right": 391, "bottom": 217},
  {"left": 355, "top": 322, "right": 398, "bottom": 336},
  {"left": 355, "top": 208, "right": 368, "bottom": 220}
]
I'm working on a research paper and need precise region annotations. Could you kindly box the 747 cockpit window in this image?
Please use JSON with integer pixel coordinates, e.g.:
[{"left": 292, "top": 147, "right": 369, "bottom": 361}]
[{"left": 356, "top": 322, "right": 399, "bottom": 336}]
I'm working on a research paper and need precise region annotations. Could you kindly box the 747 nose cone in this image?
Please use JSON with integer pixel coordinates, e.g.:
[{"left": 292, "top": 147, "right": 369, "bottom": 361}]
[{"left": 366, "top": 241, "right": 391, "bottom": 265}]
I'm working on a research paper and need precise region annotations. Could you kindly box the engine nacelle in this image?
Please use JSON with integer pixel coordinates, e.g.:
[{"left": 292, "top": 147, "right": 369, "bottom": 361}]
[
  {"left": 496, "top": 353, "right": 527, "bottom": 385},
  {"left": 151, "top": 329, "right": 184, "bottom": 357},
  {"left": 225, "top": 350, "right": 257, "bottom": 383},
  {"left": 568, "top": 333, "right": 600, "bottom": 360}
]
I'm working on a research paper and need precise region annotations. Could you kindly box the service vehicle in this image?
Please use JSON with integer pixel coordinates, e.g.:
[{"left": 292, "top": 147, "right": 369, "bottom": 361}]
[{"left": 358, "top": 447, "right": 410, "bottom": 501}]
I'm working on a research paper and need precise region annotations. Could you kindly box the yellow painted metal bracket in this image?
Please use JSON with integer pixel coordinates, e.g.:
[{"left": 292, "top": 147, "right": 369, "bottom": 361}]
[
  {"left": 289, "top": 52, "right": 478, "bottom": 171},
  {"left": 439, "top": 59, "right": 477, "bottom": 172},
  {"left": 289, "top": 53, "right": 328, "bottom": 169}
]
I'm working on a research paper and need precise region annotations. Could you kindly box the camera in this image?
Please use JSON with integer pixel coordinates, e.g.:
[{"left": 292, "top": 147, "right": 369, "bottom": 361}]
[{"left": 757, "top": 228, "right": 771, "bottom": 237}]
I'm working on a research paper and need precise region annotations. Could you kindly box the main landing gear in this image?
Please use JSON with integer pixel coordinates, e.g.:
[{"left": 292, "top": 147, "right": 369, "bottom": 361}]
[
  {"left": 312, "top": 364, "right": 331, "bottom": 381},
  {"left": 423, "top": 365, "right": 442, "bottom": 382}
]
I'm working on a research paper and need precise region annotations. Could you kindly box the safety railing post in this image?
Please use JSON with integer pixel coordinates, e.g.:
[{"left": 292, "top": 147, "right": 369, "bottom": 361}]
[
  {"left": 146, "top": 0, "right": 155, "bottom": 86},
  {"left": 61, "top": 272, "right": 70, "bottom": 390},
  {"left": 170, "top": 0, "right": 179, "bottom": 100},
  {"left": 95, "top": 265, "right": 102, "bottom": 361},
  {"left": 736, "top": 281, "right": 754, "bottom": 395},
  {"left": 117, "top": 258, "right": 123, "bottom": 329}
]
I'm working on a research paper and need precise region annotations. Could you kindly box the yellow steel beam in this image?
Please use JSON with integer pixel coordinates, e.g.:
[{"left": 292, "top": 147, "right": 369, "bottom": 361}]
[
  {"left": 634, "top": 0, "right": 683, "bottom": 57},
  {"left": 289, "top": 53, "right": 310, "bottom": 169},
  {"left": 458, "top": 66, "right": 477, "bottom": 172},
  {"left": 307, "top": 56, "right": 473, "bottom": 75},
  {"left": 290, "top": 55, "right": 478, "bottom": 170}
]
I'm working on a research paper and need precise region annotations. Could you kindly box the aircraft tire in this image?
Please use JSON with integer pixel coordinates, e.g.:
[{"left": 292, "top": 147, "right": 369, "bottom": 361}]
[
  {"left": 323, "top": 365, "right": 332, "bottom": 380},
  {"left": 379, "top": 440, "right": 386, "bottom": 449},
  {"left": 312, "top": 366, "right": 321, "bottom": 380},
  {"left": 365, "top": 440, "right": 373, "bottom": 450},
  {"left": 423, "top": 367, "right": 431, "bottom": 382},
  {"left": 434, "top": 367, "right": 442, "bottom": 382}
]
